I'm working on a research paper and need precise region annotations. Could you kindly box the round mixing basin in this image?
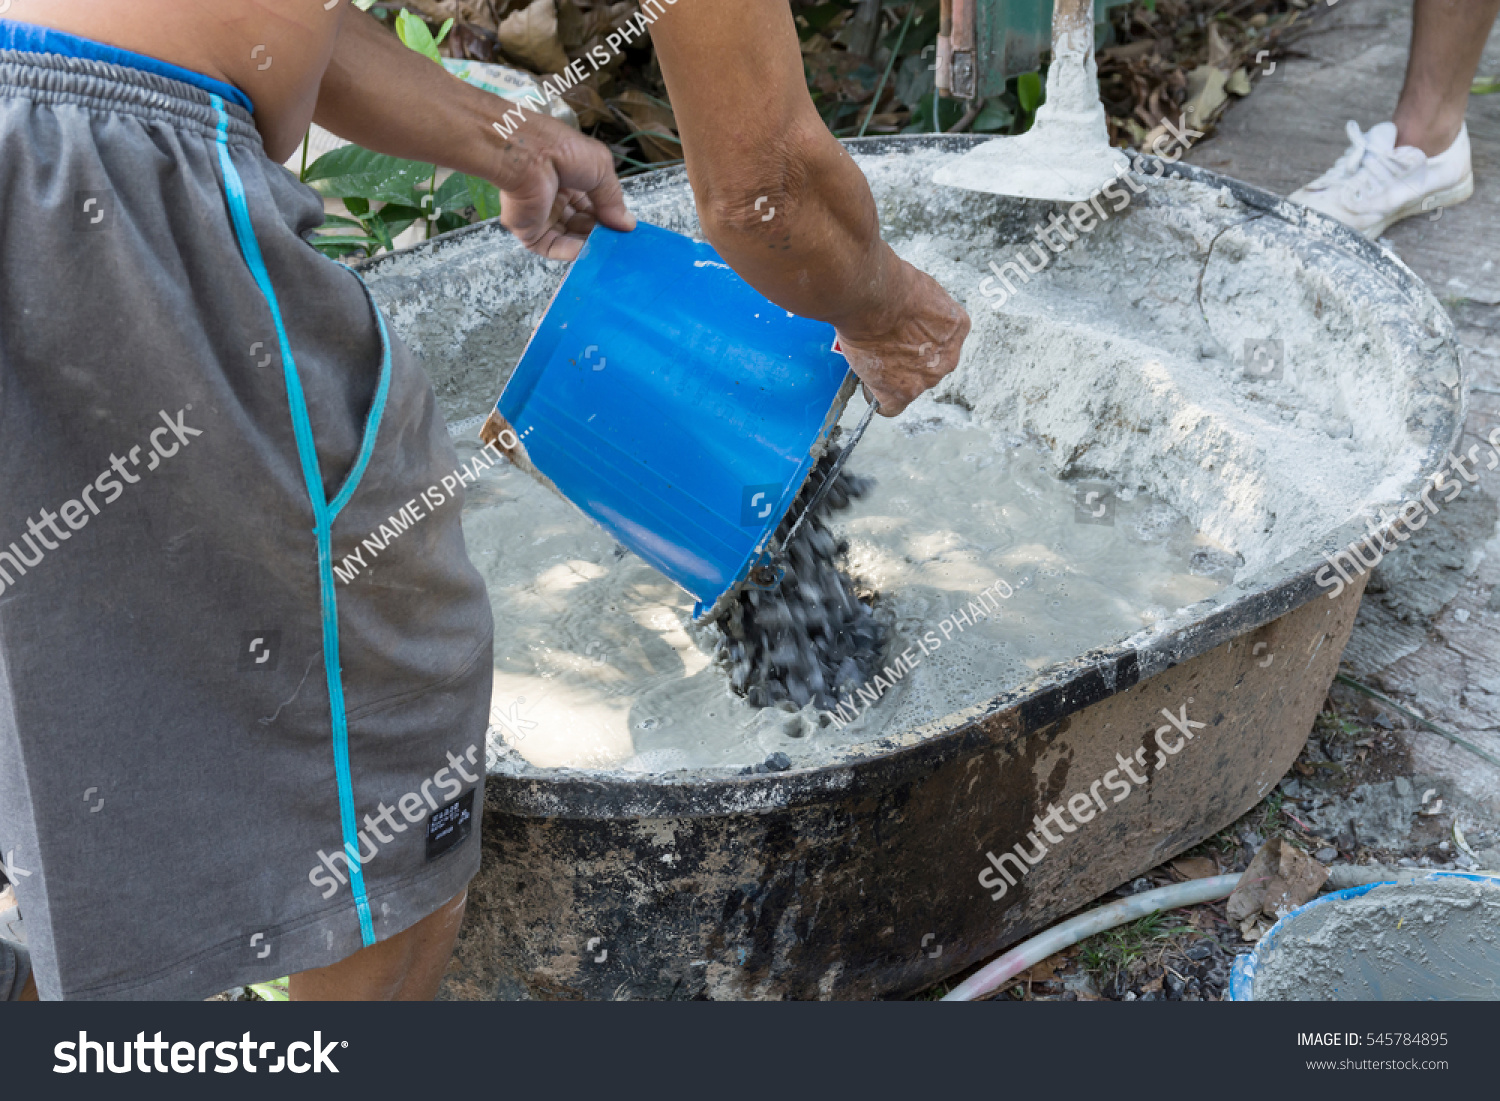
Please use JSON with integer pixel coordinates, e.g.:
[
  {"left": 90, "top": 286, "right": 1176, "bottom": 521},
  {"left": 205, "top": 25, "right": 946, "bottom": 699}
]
[{"left": 358, "top": 135, "right": 1465, "bottom": 1000}]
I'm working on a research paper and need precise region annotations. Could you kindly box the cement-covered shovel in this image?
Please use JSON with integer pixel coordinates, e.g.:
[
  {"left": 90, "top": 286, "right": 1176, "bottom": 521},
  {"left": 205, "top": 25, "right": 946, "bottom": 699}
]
[{"left": 932, "top": 0, "right": 1128, "bottom": 201}]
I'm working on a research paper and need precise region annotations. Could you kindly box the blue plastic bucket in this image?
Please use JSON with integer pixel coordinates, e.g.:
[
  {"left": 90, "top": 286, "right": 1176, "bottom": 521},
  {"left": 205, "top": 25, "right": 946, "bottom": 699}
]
[
  {"left": 494, "top": 222, "right": 855, "bottom": 621},
  {"left": 1229, "top": 870, "right": 1500, "bottom": 1000}
]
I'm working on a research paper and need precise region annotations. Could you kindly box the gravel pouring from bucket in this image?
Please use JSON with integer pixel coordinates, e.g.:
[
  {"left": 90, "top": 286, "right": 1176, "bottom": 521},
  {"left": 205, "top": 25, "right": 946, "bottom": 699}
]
[
  {"left": 931, "top": 0, "right": 1128, "bottom": 201},
  {"left": 482, "top": 222, "right": 889, "bottom": 711},
  {"left": 482, "top": 222, "right": 862, "bottom": 625}
]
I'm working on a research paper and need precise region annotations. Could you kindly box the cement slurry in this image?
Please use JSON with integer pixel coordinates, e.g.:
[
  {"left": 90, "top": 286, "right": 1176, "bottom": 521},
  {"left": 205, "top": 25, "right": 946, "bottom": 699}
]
[
  {"left": 1252, "top": 876, "right": 1500, "bottom": 1000},
  {"left": 457, "top": 405, "right": 1229, "bottom": 773},
  {"left": 446, "top": 146, "right": 1435, "bottom": 776}
]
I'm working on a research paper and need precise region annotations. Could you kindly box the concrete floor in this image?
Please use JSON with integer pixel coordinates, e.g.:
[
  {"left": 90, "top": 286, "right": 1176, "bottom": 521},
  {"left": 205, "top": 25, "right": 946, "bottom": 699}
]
[{"left": 1186, "top": 0, "right": 1500, "bottom": 817}]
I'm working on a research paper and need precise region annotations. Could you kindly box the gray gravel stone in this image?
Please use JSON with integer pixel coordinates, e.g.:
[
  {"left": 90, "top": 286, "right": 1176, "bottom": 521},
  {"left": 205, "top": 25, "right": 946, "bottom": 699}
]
[{"left": 712, "top": 435, "right": 886, "bottom": 713}]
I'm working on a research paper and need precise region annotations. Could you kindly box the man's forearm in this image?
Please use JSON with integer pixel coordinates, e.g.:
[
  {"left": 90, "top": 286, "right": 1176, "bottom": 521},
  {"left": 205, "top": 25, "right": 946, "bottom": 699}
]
[
  {"left": 648, "top": 1, "right": 906, "bottom": 337},
  {"left": 312, "top": 12, "right": 541, "bottom": 188},
  {"left": 691, "top": 122, "right": 909, "bottom": 338}
]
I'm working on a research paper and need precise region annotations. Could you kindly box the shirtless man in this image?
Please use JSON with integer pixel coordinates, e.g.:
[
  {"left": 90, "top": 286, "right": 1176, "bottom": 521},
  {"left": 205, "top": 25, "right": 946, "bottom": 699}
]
[{"left": 0, "top": 1, "right": 968, "bottom": 1001}]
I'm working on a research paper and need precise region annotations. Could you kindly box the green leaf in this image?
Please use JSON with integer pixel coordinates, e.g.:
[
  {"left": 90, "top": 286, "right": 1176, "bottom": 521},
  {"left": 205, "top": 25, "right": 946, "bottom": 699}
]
[
  {"left": 353, "top": 0, "right": 378, "bottom": 9},
  {"left": 435, "top": 212, "right": 468, "bottom": 235},
  {"left": 1474, "top": 75, "right": 1500, "bottom": 95},
  {"left": 366, "top": 215, "right": 395, "bottom": 253},
  {"left": 972, "top": 99, "right": 1015, "bottom": 133},
  {"left": 901, "top": 90, "right": 967, "bottom": 134},
  {"left": 801, "top": 2, "right": 846, "bottom": 32},
  {"left": 311, "top": 241, "right": 370, "bottom": 261},
  {"left": 343, "top": 196, "right": 370, "bottom": 217},
  {"left": 468, "top": 176, "right": 501, "bottom": 222},
  {"left": 374, "top": 204, "right": 423, "bottom": 240},
  {"left": 396, "top": 9, "right": 442, "bottom": 63},
  {"left": 1016, "top": 71, "right": 1043, "bottom": 115},
  {"left": 434, "top": 172, "right": 475, "bottom": 217},
  {"left": 308, "top": 234, "right": 381, "bottom": 248},
  {"left": 304, "top": 146, "right": 432, "bottom": 206},
  {"left": 895, "top": 52, "right": 936, "bottom": 111},
  {"left": 435, "top": 17, "right": 455, "bottom": 48},
  {"left": 318, "top": 212, "right": 368, "bottom": 232},
  {"left": 247, "top": 979, "right": 290, "bottom": 1002}
]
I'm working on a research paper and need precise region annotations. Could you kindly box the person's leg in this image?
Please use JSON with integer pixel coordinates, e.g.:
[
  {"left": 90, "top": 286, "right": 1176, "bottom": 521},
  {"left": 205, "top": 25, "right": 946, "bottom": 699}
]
[
  {"left": 1393, "top": 0, "right": 1500, "bottom": 155},
  {"left": 287, "top": 890, "right": 467, "bottom": 1001}
]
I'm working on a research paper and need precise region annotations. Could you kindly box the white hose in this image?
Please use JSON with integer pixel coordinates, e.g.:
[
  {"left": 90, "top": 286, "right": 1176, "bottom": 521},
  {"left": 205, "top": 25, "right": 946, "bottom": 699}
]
[{"left": 942, "top": 874, "right": 1241, "bottom": 1001}]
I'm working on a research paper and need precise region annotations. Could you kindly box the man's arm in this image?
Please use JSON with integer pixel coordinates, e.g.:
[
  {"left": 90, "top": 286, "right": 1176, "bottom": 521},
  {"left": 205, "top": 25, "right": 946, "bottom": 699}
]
[
  {"left": 312, "top": 12, "right": 634, "bottom": 259},
  {"left": 647, "top": 0, "right": 969, "bottom": 415}
]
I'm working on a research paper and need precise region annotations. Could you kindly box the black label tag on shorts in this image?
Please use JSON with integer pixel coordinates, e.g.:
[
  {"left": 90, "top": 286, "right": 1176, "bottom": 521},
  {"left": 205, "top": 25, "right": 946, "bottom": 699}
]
[{"left": 425, "top": 788, "right": 474, "bottom": 861}]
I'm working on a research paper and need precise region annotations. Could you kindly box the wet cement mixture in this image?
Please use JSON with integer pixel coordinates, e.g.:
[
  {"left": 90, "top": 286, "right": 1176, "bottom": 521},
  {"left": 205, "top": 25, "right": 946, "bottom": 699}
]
[
  {"left": 457, "top": 402, "right": 1230, "bottom": 773},
  {"left": 438, "top": 143, "right": 1442, "bottom": 777},
  {"left": 1250, "top": 876, "right": 1500, "bottom": 1001}
]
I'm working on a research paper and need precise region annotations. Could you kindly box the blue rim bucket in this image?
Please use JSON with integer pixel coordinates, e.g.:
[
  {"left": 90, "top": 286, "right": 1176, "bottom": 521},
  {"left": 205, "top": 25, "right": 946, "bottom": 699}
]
[
  {"left": 484, "top": 222, "right": 856, "bottom": 622},
  {"left": 1229, "top": 869, "right": 1500, "bottom": 1000}
]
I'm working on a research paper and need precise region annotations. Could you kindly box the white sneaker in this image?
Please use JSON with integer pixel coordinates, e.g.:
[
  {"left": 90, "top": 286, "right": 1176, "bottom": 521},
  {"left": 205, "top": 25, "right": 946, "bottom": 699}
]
[{"left": 1288, "top": 120, "right": 1473, "bottom": 238}]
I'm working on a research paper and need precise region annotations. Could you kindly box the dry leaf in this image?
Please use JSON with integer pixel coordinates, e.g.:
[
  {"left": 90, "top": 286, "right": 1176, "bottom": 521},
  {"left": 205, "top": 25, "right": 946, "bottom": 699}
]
[
  {"left": 1239, "top": 915, "right": 1272, "bottom": 942},
  {"left": 805, "top": 50, "right": 880, "bottom": 102},
  {"left": 1227, "top": 838, "right": 1328, "bottom": 926},
  {"left": 556, "top": 0, "right": 636, "bottom": 51},
  {"left": 1103, "top": 39, "right": 1157, "bottom": 62},
  {"left": 1170, "top": 855, "right": 1220, "bottom": 880},
  {"left": 1206, "top": 23, "right": 1233, "bottom": 69},
  {"left": 404, "top": 0, "right": 502, "bottom": 30},
  {"left": 609, "top": 87, "right": 679, "bottom": 161},
  {"left": 1225, "top": 68, "right": 1252, "bottom": 96},
  {"left": 1019, "top": 956, "right": 1062, "bottom": 983},
  {"left": 498, "top": 0, "right": 571, "bottom": 73},
  {"left": 1182, "top": 64, "right": 1230, "bottom": 126},
  {"left": 560, "top": 78, "right": 612, "bottom": 127}
]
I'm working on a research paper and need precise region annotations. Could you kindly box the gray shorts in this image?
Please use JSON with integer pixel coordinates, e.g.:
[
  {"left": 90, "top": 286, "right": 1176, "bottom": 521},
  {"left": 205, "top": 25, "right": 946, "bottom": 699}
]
[{"left": 0, "top": 49, "right": 493, "bottom": 999}]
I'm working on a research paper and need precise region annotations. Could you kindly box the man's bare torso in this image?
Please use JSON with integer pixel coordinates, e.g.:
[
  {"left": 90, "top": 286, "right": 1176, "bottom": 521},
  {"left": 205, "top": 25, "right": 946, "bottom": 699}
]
[{"left": 5, "top": 0, "right": 343, "bottom": 157}]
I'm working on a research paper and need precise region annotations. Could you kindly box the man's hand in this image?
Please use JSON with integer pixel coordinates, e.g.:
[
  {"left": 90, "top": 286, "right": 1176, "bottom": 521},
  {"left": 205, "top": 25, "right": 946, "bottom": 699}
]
[
  {"left": 314, "top": 13, "right": 632, "bottom": 260},
  {"left": 836, "top": 266, "right": 969, "bottom": 417},
  {"left": 491, "top": 109, "right": 635, "bottom": 261}
]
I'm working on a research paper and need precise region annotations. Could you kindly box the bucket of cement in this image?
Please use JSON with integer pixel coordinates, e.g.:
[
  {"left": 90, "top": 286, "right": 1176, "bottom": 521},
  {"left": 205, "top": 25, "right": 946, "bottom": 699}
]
[
  {"left": 484, "top": 221, "right": 856, "bottom": 622},
  {"left": 1229, "top": 871, "right": 1500, "bottom": 1001}
]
